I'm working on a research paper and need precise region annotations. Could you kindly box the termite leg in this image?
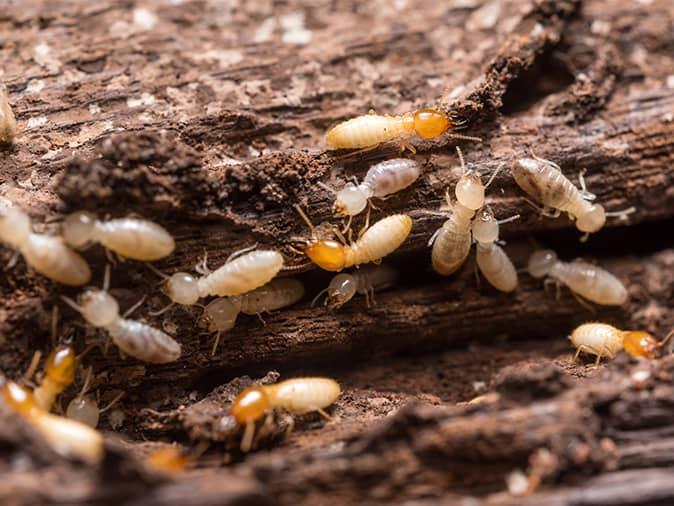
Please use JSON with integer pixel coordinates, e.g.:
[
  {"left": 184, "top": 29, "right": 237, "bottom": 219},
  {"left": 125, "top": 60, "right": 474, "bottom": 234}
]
[
  {"left": 283, "top": 413, "right": 295, "bottom": 439},
  {"left": 123, "top": 296, "right": 147, "bottom": 318},
  {"left": 317, "top": 181, "right": 337, "bottom": 195},
  {"left": 195, "top": 250, "right": 211, "bottom": 276},
  {"left": 571, "top": 291, "right": 596, "bottom": 313},
  {"left": 427, "top": 228, "right": 441, "bottom": 247},
  {"left": 399, "top": 141, "right": 416, "bottom": 154},
  {"left": 240, "top": 422, "right": 256, "bottom": 453},
  {"left": 317, "top": 408, "right": 333, "bottom": 421},
  {"left": 473, "top": 261, "right": 482, "bottom": 291},
  {"left": 149, "top": 302, "right": 175, "bottom": 317},
  {"left": 528, "top": 149, "right": 562, "bottom": 172},
  {"left": 332, "top": 227, "right": 348, "bottom": 247},
  {"left": 577, "top": 169, "right": 597, "bottom": 201},
  {"left": 340, "top": 215, "right": 353, "bottom": 236},
  {"left": 211, "top": 331, "right": 222, "bottom": 357},
  {"left": 334, "top": 144, "right": 379, "bottom": 161},
  {"left": 22, "top": 351, "right": 42, "bottom": 386},
  {"left": 294, "top": 204, "right": 316, "bottom": 231},
  {"left": 369, "top": 286, "right": 377, "bottom": 306},
  {"left": 605, "top": 206, "right": 636, "bottom": 221},
  {"left": 256, "top": 313, "right": 267, "bottom": 325},
  {"left": 580, "top": 232, "right": 590, "bottom": 243},
  {"left": 358, "top": 206, "right": 372, "bottom": 240},
  {"left": 311, "top": 288, "right": 329, "bottom": 308},
  {"left": 7, "top": 251, "right": 20, "bottom": 269}
]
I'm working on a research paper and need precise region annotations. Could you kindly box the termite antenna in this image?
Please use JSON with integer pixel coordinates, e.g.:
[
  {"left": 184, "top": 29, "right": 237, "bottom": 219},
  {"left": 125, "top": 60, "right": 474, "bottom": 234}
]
[
  {"left": 99, "top": 391, "right": 124, "bottom": 413},
  {"left": 605, "top": 206, "right": 636, "bottom": 220},
  {"left": 484, "top": 163, "right": 505, "bottom": 190},
  {"left": 149, "top": 302, "right": 175, "bottom": 317},
  {"left": 447, "top": 134, "right": 482, "bottom": 143},
  {"left": 294, "top": 204, "right": 315, "bottom": 231},
  {"left": 311, "top": 287, "right": 330, "bottom": 308},
  {"left": 61, "top": 295, "right": 83, "bottom": 313},
  {"left": 76, "top": 366, "right": 94, "bottom": 401},
  {"left": 22, "top": 351, "right": 42, "bottom": 384},
  {"left": 123, "top": 296, "right": 147, "bottom": 318},
  {"left": 146, "top": 262, "right": 170, "bottom": 281},
  {"left": 317, "top": 181, "right": 337, "bottom": 195},
  {"left": 226, "top": 243, "right": 259, "bottom": 264},
  {"left": 659, "top": 328, "right": 674, "bottom": 351},
  {"left": 498, "top": 214, "right": 521, "bottom": 225},
  {"left": 103, "top": 264, "right": 111, "bottom": 292},
  {"left": 455, "top": 146, "right": 466, "bottom": 173}
]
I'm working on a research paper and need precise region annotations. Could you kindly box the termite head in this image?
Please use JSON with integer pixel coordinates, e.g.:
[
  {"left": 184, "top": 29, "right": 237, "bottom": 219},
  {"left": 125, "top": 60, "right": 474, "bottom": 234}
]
[
  {"left": 621, "top": 331, "right": 659, "bottom": 359},
  {"left": 472, "top": 207, "right": 499, "bottom": 244},
  {"left": 326, "top": 273, "right": 358, "bottom": 309},
  {"left": 1, "top": 380, "right": 38, "bottom": 418},
  {"left": 45, "top": 345, "right": 77, "bottom": 387},
  {"left": 200, "top": 297, "right": 241, "bottom": 332},
  {"left": 66, "top": 396, "right": 100, "bottom": 428},
  {"left": 62, "top": 211, "right": 97, "bottom": 248},
  {"left": 527, "top": 249, "right": 558, "bottom": 278},
  {"left": 80, "top": 289, "right": 119, "bottom": 327},
  {"left": 231, "top": 386, "right": 271, "bottom": 425},
  {"left": 163, "top": 273, "right": 200, "bottom": 306},
  {"left": 0, "top": 206, "right": 31, "bottom": 248},
  {"left": 455, "top": 171, "right": 485, "bottom": 210},
  {"left": 576, "top": 204, "right": 606, "bottom": 233},
  {"left": 412, "top": 108, "right": 452, "bottom": 139},
  {"left": 305, "top": 239, "right": 347, "bottom": 272},
  {"left": 334, "top": 183, "right": 368, "bottom": 217}
]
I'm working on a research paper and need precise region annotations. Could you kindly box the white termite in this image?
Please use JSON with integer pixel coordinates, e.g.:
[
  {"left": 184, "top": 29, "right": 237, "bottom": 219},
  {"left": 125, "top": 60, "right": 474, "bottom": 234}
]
[
  {"left": 0, "top": 83, "right": 17, "bottom": 145},
  {"left": 65, "top": 367, "right": 124, "bottom": 428},
  {"left": 511, "top": 155, "right": 635, "bottom": 240},
  {"left": 312, "top": 264, "right": 398, "bottom": 309},
  {"left": 62, "top": 211, "right": 175, "bottom": 261},
  {"left": 430, "top": 148, "right": 498, "bottom": 276},
  {"left": 471, "top": 207, "right": 519, "bottom": 293},
  {"left": 527, "top": 249, "right": 628, "bottom": 306},
  {"left": 201, "top": 278, "right": 305, "bottom": 355},
  {"left": 0, "top": 204, "right": 91, "bottom": 286},
  {"left": 62, "top": 266, "right": 181, "bottom": 363}
]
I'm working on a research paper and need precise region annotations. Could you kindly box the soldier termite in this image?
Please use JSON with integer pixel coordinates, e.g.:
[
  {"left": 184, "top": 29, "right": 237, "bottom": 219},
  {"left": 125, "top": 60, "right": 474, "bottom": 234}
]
[
  {"left": 152, "top": 248, "right": 285, "bottom": 312},
  {"left": 62, "top": 266, "right": 182, "bottom": 364},
  {"left": 312, "top": 264, "right": 398, "bottom": 309},
  {"left": 429, "top": 148, "right": 500, "bottom": 276},
  {"left": 325, "top": 108, "right": 479, "bottom": 152},
  {"left": 321, "top": 158, "right": 421, "bottom": 226},
  {"left": 527, "top": 249, "right": 628, "bottom": 306},
  {"left": 570, "top": 322, "right": 674, "bottom": 365},
  {"left": 0, "top": 83, "right": 17, "bottom": 145},
  {"left": 511, "top": 155, "right": 635, "bottom": 240},
  {"left": 201, "top": 278, "right": 305, "bottom": 355},
  {"left": 471, "top": 207, "right": 519, "bottom": 293},
  {"left": 1, "top": 378, "right": 103, "bottom": 463},
  {"left": 33, "top": 344, "right": 77, "bottom": 411},
  {"left": 0, "top": 204, "right": 91, "bottom": 286},
  {"left": 231, "top": 377, "right": 341, "bottom": 452},
  {"left": 294, "top": 205, "right": 412, "bottom": 272},
  {"left": 62, "top": 211, "right": 175, "bottom": 261}
]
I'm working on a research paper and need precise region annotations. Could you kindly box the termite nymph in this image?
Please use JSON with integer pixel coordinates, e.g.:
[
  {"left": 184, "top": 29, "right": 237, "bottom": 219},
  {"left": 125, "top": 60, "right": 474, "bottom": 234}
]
[
  {"left": 312, "top": 264, "right": 398, "bottom": 309},
  {"left": 1, "top": 378, "right": 103, "bottom": 463},
  {"left": 471, "top": 207, "right": 519, "bottom": 293},
  {"left": 231, "top": 377, "right": 341, "bottom": 452},
  {"left": 62, "top": 266, "right": 181, "bottom": 364},
  {"left": 65, "top": 367, "right": 124, "bottom": 428},
  {"left": 0, "top": 204, "right": 91, "bottom": 286},
  {"left": 201, "top": 278, "right": 305, "bottom": 355},
  {"left": 325, "top": 108, "right": 477, "bottom": 151},
  {"left": 528, "top": 249, "right": 628, "bottom": 306},
  {"left": 570, "top": 322, "right": 674, "bottom": 365},
  {"left": 0, "top": 83, "right": 17, "bottom": 145},
  {"left": 62, "top": 211, "right": 175, "bottom": 261},
  {"left": 511, "top": 156, "right": 635, "bottom": 240},
  {"left": 294, "top": 205, "right": 412, "bottom": 272}
]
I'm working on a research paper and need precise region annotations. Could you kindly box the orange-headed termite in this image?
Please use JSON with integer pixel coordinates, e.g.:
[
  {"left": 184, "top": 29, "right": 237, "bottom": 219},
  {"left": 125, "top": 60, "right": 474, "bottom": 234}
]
[
  {"left": 528, "top": 249, "right": 627, "bottom": 306},
  {"left": 511, "top": 155, "right": 635, "bottom": 240},
  {"left": 570, "top": 322, "right": 674, "bottom": 365},
  {"left": 0, "top": 204, "right": 91, "bottom": 286},
  {"left": 33, "top": 344, "right": 77, "bottom": 411},
  {"left": 62, "top": 266, "right": 181, "bottom": 364},
  {"left": 471, "top": 207, "right": 519, "bottom": 293},
  {"left": 231, "top": 377, "right": 340, "bottom": 452},
  {"left": 312, "top": 264, "right": 398, "bottom": 308},
  {"left": 62, "top": 211, "right": 175, "bottom": 261},
  {"left": 1, "top": 379, "right": 103, "bottom": 463},
  {"left": 294, "top": 205, "right": 412, "bottom": 272},
  {"left": 0, "top": 83, "right": 17, "bottom": 145}
]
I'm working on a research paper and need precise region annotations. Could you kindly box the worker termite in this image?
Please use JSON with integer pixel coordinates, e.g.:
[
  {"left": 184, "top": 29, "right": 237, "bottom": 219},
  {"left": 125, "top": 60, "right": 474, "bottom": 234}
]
[
  {"left": 471, "top": 207, "right": 519, "bottom": 293},
  {"left": 62, "top": 266, "right": 182, "bottom": 364},
  {"left": 312, "top": 264, "right": 398, "bottom": 309},
  {"left": 1, "top": 378, "right": 103, "bottom": 463},
  {"left": 294, "top": 205, "right": 412, "bottom": 272},
  {"left": 231, "top": 377, "right": 341, "bottom": 452},
  {"left": 62, "top": 211, "right": 175, "bottom": 261},
  {"left": 65, "top": 367, "right": 124, "bottom": 428},
  {"left": 322, "top": 158, "right": 421, "bottom": 221},
  {"left": 0, "top": 83, "right": 17, "bottom": 145},
  {"left": 570, "top": 322, "right": 674, "bottom": 365},
  {"left": 430, "top": 148, "right": 499, "bottom": 276},
  {"left": 511, "top": 155, "right": 635, "bottom": 240},
  {"left": 325, "top": 108, "right": 479, "bottom": 152},
  {"left": 528, "top": 249, "right": 628, "bottom": 306},
  {"left": 201, "top": 277, "right": 305, "bottom": 355},
  {"left": 152, "top": 248, "right": 285, "bottom": 311},
  {"left": 0, "top": 205, "right": 91, "bottom": 286}
]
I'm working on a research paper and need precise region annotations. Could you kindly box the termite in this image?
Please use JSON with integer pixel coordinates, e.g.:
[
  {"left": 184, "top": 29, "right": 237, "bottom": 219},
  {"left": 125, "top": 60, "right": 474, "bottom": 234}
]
[
  {"left": 570, "top": 322, "right": 674, "bottom": 365},
  {"left": 527, "top": 249, "right": 628, "bottom": 306},
  {"left": 471, "top": 207, "right": 519, "bottom": 293},
  {"left": 153, "top": 248, "right": 284, "bottom": 311},
  {"left": 430, "top": 148, "right": 498, "bottom": 276},
  {"left": 294, "top": 205, "right": 412, "bottom": 272},
  {"left": 62, "top": 266, "right": 182, "bottom": 364},
  {"left": 1, "top": 379, "right": 103, "bottom": 463},
  {"left": 323, "top": 158, "right": 421, "bottom": 220},
  {"left": 0, "top": 83, "right": 17, "bottom": 145},
  {"left": 201, "top": 277, "right": 305, "bottom": 355},
  {"left": 33, "top": 344, "right": 77, "bottom": 411},
  {"left": 231, "top": 377, "right": 341, "bottom": 452},
  {"left": 312, "top": 264, "right": 398, "bottom": 309},
  {"left": 0, "top": 205, "right": 91, "bottom": 286},
  {"left": 325, "top": 108, "right": 478, "bottom": 152},
  {"left": 62, "top": 211, "right": 175, "bottom": 261},
  {"left": 511, "top": 155, "right": 635, "bottom": 240},
  {"left": 65, "top": 367, "right": 124, "bottom": 428}
]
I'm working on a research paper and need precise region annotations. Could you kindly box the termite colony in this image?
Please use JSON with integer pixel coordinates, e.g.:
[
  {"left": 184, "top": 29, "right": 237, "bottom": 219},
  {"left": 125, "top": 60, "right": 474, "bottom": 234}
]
[{"left": 0, "top": 71, "right": 655, "bottom": 466}]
